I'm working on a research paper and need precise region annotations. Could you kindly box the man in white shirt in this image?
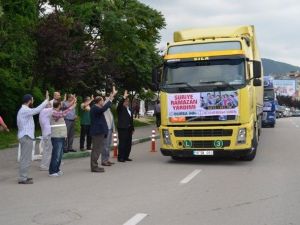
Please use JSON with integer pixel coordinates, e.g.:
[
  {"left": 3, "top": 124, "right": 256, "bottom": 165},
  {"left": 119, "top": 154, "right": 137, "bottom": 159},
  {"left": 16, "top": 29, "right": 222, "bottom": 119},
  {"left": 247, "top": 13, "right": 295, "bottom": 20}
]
[{"left": 17, "top": 92, "right": 49, "bottom": 184}]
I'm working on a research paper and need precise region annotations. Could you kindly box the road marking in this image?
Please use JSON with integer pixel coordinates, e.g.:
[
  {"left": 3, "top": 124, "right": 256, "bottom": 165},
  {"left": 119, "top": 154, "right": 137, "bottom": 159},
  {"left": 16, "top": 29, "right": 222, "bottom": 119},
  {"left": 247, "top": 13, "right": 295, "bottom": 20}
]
[
  {"left": 180, "top": 169, "right": 202, "bottom": 184},
  {"left": 123, "top": 213, "right": 148, "bottom": 225}
]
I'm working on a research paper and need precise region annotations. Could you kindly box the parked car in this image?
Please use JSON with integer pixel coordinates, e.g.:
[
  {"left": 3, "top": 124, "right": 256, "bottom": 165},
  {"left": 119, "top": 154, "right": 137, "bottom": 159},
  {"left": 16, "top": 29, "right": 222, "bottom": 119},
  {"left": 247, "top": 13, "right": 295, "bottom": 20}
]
[
  {"left": 283, "top": 107, "right": 292, "bottom": 117},
  {"left": 146, "top": 110, "right": 155, "bottom": 116},
  {"left": 292, "top": 110, "right": 300, "bottom": 117},
  {"left": 276, "top": 105, "right": 284, "bottom": 118}
]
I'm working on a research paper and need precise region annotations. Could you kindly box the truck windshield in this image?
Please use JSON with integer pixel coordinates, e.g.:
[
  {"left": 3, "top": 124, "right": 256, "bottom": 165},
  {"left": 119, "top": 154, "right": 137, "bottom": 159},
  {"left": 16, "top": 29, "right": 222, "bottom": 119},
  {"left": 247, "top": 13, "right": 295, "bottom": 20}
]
[
  {"left": 264, "top": 89, "right": 275, "bottom": 100},
  {"left": 163, "top": 58, "right": 245, "bottom": 91}
]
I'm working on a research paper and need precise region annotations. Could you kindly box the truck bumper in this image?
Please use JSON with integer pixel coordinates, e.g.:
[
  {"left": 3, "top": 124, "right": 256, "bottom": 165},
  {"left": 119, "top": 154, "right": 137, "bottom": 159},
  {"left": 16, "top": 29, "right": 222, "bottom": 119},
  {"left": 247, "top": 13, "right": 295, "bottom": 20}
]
[
  {"left": 262, "top": 119, "right": 275, "bottom": 126},
  {"left": 161, "top": 148, "right": 253, "bottom": 158}
]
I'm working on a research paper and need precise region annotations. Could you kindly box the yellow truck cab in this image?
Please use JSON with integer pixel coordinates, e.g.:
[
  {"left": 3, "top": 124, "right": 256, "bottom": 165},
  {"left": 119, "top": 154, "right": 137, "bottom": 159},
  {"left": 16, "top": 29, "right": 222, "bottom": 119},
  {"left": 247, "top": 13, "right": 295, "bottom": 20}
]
[{"left": 152, "top": 25, "right": 263, "bottom": 161}]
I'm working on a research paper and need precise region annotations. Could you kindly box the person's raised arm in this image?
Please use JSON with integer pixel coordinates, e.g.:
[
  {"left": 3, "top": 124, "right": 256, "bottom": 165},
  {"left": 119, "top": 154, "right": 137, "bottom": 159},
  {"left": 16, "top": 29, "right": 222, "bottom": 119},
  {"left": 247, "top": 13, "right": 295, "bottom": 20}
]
[
  {"left": 0, "top": 116, "right": 9, "bottom": 132},
  {"left": 26, "top": 91, "right": 49, "bottom": 116},
  {"left": 82, "top": 95, "right": 94, "bottom": 110},
  {"left": 109, "top": 86, "right": 118, "bottom": 101},
  {"left": 61, "top": 97, "right": 77, "bottom": 117}
]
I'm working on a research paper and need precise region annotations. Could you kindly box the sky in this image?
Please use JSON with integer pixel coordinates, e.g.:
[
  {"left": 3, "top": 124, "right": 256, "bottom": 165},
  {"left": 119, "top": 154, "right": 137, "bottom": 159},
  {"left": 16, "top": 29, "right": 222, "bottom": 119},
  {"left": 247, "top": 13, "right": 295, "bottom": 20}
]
[{"left": 139, "top": 0, "right": 300, "bottom": 67}]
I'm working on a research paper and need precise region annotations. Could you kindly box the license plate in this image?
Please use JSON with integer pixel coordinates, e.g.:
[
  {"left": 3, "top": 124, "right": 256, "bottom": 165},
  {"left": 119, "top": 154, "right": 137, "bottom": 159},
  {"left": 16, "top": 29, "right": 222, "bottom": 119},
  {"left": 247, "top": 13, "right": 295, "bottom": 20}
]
[{"left": 193, "top": 150, "right": 214, "bottom": 156}]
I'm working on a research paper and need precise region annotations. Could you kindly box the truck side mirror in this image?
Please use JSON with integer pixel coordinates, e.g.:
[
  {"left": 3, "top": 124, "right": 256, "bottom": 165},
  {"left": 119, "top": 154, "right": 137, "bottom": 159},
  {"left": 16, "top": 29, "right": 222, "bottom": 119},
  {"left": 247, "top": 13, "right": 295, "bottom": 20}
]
[
  {"left": 253, "top": 61, "right": 262, "bottom": 79},
  {"left": 152, "top": 67, "right": 161, "bottom": 91},
  {"left": 253, "top": 78, "right": 262, "bottom": 86}
]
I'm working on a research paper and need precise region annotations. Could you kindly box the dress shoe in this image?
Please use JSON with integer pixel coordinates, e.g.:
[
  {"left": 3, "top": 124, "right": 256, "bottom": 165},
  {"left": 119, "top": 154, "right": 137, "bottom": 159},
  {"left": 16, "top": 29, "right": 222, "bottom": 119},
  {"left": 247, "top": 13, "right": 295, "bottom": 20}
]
[
  {"left": 18, "top": 178, "right": 33, "bottom": 184},
  {"left": 125, "top": 158, "right": 133, "bottom": 161},
  {"left": 101, "top": 162, "right": 111, "bottom": 166},
  {"left": 91, "top": 167, "right": 105, "bottom": 172},
  {"left": 107, "top": 161, "right": 115, "bottom": 165},
  {"left": 118, "top": 159, "right": 126, "bottom": 162}
]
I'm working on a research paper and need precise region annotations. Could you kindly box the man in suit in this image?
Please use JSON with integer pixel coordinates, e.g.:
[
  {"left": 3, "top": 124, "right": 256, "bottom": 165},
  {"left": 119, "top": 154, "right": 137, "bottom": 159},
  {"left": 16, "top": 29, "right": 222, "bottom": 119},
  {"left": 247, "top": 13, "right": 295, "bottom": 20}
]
[
  {"left": 90, "top": 88, "right": 117, "bottom": 172},
  {"left": 117, "top": 90, "right": 134, "bottom": 162}
]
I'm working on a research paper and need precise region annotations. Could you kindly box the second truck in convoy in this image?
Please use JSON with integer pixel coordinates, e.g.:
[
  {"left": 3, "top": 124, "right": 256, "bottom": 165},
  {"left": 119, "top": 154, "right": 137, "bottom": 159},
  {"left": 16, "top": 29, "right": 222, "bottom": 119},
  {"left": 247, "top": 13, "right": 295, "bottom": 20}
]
[
  {"left": 262, "top": 76, "right": 276, "bottom": 127},
  {"left": 153, "top": 25, "right": 263, "bottom": 161}
]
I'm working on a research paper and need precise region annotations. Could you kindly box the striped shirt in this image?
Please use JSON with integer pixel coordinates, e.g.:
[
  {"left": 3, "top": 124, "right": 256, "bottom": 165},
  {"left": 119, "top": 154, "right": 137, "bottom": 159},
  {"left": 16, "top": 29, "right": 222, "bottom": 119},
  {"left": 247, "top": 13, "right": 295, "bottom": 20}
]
[
  {"left": 52, "top": 107, "right": 74, "bottom": 121},
  {"left": 17, "top": 100, "right": 48, "bottom": 139},
  {"left": 39, "top": 106, "right": 74, "bottom": 138}
]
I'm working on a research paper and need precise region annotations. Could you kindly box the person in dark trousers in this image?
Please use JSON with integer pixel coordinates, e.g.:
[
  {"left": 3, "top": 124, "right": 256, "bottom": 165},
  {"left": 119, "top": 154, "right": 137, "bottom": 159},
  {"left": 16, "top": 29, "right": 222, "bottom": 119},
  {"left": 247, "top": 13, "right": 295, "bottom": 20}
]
[
  {"left": 154, "top": 100, "right": 161, "bottom": 128},
  {"left": 134, "top": 102, "right": 140, "bottom": 118},
  {"left": 80, "top": 96, "right": 93, "bottom": 151},
  {"left": 89, "top": 88, "right": 117, "bottom": 172},
  {"left": 117, "top": 90, "right": 134, "bottom": 162},
  {"left": 63, "top": 94, "right": 77, "bottom": 152}
]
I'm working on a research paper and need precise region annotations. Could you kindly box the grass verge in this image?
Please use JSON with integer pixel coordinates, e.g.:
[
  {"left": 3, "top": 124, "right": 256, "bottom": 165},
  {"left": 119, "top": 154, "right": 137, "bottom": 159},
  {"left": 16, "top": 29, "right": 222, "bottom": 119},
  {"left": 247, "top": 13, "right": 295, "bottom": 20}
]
[{"left": 0, "top": 116, "right": 155, "bottom": 150}]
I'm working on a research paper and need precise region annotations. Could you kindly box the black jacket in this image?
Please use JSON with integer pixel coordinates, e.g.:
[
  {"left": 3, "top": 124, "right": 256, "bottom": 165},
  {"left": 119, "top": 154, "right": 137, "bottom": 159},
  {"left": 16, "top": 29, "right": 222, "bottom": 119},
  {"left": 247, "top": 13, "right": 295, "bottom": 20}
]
[
  {"left": 90, "top": 101, "right": 112, "bottom": 136},
  {"left": 117, "top": 97, "right": 134, "bottom": 131}
]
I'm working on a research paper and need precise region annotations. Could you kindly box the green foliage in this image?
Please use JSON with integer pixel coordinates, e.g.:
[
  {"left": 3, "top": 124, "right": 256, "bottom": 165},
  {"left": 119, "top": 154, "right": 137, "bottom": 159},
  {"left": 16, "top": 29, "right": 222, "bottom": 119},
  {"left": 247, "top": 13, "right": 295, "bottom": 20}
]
[
  {"left": 0, "top": 0, "right": 39, "bottom": 126},
  {"left": 0, "top": 0, "right": 165, "bottom": 129},
  {"left": 138, "top": 88, "right": 156, "bottom": 101},
  {"left": 0, "top": 129, "right": 18, "bottom": 149}
]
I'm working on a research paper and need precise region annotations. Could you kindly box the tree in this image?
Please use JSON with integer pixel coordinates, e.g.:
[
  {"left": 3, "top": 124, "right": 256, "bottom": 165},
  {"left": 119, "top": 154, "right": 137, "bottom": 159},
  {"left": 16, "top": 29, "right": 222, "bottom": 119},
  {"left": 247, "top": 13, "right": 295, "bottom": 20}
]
[
  {"left": 35, "top": 12, "right": 95, "bottom": 93},
  {"left": 61, "top": 0, "right": 166, "bottom": 92},
  {"left": 99, "top": 0, "right": 165, "bottom": 92},
  {"left": 0, "top": 0, "right": 40, "bottom": 126}
]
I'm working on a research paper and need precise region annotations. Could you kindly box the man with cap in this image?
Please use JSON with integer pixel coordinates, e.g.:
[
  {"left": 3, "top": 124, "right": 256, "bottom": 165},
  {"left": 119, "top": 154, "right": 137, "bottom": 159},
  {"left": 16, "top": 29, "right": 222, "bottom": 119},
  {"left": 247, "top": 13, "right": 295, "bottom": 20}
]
[{"left": 17, "top": 91, "right": 49, "bottom": 184}]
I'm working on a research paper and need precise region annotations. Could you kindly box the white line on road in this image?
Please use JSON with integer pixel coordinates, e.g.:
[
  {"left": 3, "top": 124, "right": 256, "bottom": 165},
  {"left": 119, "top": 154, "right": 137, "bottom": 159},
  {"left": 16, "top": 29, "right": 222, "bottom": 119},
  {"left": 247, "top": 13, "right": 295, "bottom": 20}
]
[
  {"left": 180, "top": 169, "right": 202, "bottom": 184},
  {"left": 123, "top": 213, "right": 148, "bottom": 225}
]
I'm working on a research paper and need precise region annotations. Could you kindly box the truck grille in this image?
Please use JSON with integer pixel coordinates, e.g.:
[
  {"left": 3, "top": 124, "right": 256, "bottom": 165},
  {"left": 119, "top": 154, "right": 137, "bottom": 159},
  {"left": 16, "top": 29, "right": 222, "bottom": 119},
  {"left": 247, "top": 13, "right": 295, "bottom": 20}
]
[
  {"left": 174, "top": 129, "right": 233, "bottom": 137},
  {"left": 192, "top": 140, "right": 230, "bottom": 148}
]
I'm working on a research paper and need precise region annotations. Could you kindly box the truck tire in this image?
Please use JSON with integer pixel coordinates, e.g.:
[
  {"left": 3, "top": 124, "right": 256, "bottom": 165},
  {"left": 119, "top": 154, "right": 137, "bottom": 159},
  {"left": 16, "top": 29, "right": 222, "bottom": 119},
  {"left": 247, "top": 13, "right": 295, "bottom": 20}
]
[
  {"left": 240, "top": 130, "right": 258, "bottom": 161},
  {"left": 258, "top": 115, "right": 262, "bottom": 138}
]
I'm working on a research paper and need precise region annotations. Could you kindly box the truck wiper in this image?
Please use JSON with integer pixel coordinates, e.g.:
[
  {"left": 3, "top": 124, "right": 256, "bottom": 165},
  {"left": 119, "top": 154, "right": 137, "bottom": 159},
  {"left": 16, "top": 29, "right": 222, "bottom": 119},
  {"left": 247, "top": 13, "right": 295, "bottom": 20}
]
[
  {"left": 200, "top": 81, "right": 235, "bottom": 90},
  {"left": 167, "top": 82, "right": 197, "bottom": 91}
]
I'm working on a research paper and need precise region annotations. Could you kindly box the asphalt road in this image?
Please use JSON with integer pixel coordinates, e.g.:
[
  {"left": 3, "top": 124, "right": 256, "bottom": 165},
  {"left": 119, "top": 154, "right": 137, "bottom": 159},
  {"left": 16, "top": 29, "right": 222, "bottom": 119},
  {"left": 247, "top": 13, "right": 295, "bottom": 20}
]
[{"left": 1, "top": 117, "right": 300, "bottom": 225}]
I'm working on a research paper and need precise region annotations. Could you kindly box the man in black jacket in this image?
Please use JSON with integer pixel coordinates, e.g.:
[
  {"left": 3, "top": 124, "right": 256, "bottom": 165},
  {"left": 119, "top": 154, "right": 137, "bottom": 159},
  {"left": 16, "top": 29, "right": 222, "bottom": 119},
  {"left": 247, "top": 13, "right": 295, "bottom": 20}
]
[
  {"left": 117, "top": 90, "right": 134, "bottom": 162},
  {"left": 90, "top": 88, "right": 117, "bottom": 172}
]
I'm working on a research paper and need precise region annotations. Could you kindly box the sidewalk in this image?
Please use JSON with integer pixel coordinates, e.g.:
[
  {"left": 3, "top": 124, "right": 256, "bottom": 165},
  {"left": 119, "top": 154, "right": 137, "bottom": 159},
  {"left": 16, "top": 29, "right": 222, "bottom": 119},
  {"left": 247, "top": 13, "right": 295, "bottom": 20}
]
[{"left": 0, "top": 124, "right": 159, "bottom": 169}]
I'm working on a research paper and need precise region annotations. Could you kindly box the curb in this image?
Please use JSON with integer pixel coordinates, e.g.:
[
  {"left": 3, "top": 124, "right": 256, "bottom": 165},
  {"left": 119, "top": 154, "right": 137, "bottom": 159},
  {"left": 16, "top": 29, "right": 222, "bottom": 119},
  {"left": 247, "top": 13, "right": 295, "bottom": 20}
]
[{"left": 63, "top": 135, "right": 160, "bottom": 160}]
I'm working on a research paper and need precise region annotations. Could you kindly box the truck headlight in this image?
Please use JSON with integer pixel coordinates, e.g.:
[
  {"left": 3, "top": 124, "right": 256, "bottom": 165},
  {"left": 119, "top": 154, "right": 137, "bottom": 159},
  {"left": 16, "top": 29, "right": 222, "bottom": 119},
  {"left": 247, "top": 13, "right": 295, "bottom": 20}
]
[
  {"left": 237, "top": 128, "right": 246, "bottom": 144},
  {"left": 162, "top": 129, "right": 172, "bottom": 145}
]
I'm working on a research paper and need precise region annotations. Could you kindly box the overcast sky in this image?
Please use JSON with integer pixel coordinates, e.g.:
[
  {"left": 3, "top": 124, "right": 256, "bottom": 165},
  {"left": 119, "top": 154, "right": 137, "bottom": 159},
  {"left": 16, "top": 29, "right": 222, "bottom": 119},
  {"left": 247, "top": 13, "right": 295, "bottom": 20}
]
[{"left": 139, "top": 0, "right": 300, "bottom": 67}]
